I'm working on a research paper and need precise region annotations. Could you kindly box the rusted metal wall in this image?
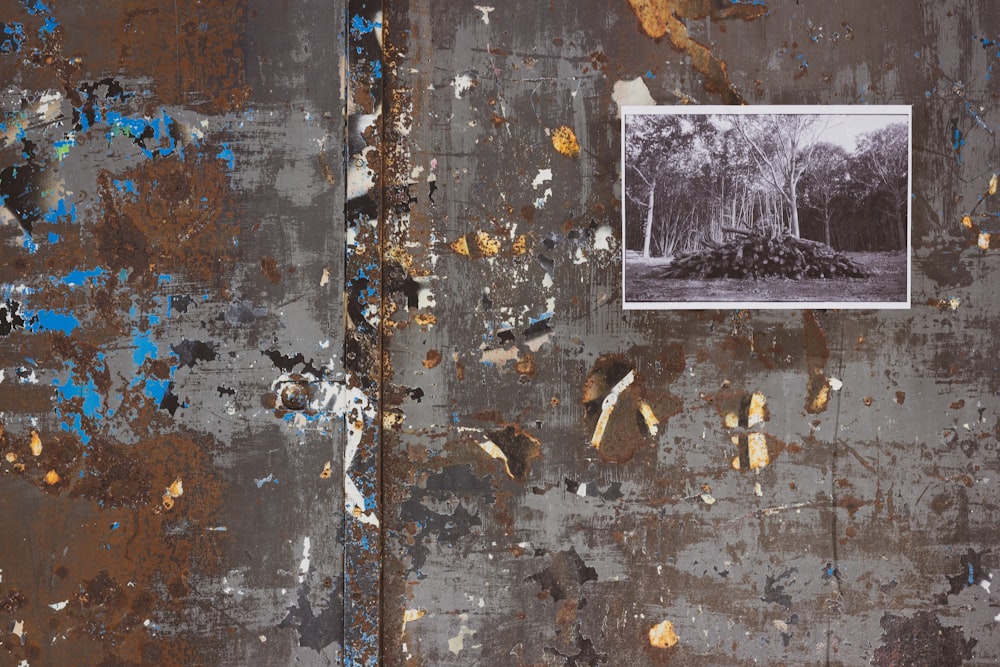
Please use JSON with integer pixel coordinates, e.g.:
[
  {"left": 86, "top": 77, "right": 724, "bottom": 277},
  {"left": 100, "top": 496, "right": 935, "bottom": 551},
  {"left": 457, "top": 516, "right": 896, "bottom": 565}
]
[
  {"left": 380, "top": 1, "right": 1000, "bottom": 666},
  {"left": 3, "top": 1, "right": 1000, "bottom": 666},
  {"left": 0, "top": 0, "right": 352, "bottom": 664}
]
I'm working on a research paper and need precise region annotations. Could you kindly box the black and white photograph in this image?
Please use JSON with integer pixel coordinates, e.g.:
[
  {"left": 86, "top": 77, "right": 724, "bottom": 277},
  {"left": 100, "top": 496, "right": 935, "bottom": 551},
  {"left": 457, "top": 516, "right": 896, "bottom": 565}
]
[{"left": 622, "top": 105, "right": 912, "bottom": 309}]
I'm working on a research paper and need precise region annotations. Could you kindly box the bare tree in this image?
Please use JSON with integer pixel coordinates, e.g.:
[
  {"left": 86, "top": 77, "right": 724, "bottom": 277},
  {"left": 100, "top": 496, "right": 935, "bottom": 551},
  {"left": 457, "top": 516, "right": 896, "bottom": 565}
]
[
  {"left": 801, "top": 142, "right": 850, "bottom": 247},
  {"left": 732, "top": 114, "right": 825, "bottom": 239}
]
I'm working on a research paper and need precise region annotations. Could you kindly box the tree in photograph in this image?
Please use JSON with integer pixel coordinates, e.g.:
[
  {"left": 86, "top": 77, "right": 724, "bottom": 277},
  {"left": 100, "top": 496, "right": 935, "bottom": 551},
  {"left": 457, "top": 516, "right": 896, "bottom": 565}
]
[
  {"left": 732, "top": 114, "right": 825, "bottom": 238},
  {"left": 624, "top": 115, "right": 699, "bottom": 258},
  {"left": 800, "top": 142, "right": 850, "bottom": 248},
  {"left": 855, "top": 123, "right": 908, "bottom": 250}
]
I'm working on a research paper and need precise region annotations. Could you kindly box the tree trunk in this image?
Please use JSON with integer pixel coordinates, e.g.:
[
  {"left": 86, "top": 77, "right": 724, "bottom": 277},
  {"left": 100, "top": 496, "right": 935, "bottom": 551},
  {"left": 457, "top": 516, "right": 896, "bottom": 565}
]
[{"left": 642, "top": 183, "right": 655, "bottom": 258}]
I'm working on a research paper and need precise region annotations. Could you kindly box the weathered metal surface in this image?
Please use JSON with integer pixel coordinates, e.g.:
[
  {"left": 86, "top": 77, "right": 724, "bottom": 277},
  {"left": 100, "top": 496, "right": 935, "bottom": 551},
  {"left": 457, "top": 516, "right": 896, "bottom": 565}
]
[
  {"left": 0, "top": 0, "right": 349, "bottom": 664},
  {"left": 4, "top": 0, "right": 1000, "bottom": 665},
  {"left": 380, "top": 1, "right": 1000, "bottom": 665}
]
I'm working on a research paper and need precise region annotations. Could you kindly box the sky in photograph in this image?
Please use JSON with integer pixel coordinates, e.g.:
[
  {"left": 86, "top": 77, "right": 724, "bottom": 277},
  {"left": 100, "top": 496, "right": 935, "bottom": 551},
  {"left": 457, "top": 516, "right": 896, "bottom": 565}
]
[
  {"left": 697, "top": 112, "right": 907, "bottom": 153},
  {"left": 813, "top": 114, "right": 907, "bottom": 151}
]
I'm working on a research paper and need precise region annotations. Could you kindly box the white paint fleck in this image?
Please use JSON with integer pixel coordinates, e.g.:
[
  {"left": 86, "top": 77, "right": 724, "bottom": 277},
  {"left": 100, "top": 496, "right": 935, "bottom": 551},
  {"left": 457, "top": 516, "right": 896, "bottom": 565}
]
[
  {"left": 320, "top": 268, "right": 330, "bottom": 286},
  {"left": 576, "top": 483, "right": 587, "bottom": 497},
  {"left": 12, "top": 619, "right": 25, "bottom": 643},
  {"left": 298, "top": 537, "right": 311, "bottom": 582},
  {"left": 453, "top": 72, "right": 477, "bottom": 99},
  {"left": 828, "top": 377, "right": 843, "bottom": 391},
  {"left": 48, "top": 601, "right": 68, "bottom": 611},
  {"left": 593, "top": 225, "right": 614, "bottom": 251},
  {"left": 612, "top": 77, "right": 656, "bottom": 117},
  {"left": 448, "top": 625, "right": 476, "bottom": 654},
  {"left": 532, "top": 168, "right": 552, "bottom": 189},
  {"left": 474, "top": 5, "right": 495, "bottom": 24},
  {"left": 591, "top": 370, "right": 635, "bottom": 449},
  {"left": 754, "top": 482, "right": 763, "bottom": 497}
]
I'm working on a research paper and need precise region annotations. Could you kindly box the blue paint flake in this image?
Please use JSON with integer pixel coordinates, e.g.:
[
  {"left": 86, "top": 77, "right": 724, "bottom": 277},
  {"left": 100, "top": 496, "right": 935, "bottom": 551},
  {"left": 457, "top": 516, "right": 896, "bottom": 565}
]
[
  {"left": 1, "top": 23, "right": 25, "bottom": 54},
  {"left": 52, "top": 371, "right": 101, "bottom": 418},
  {"left": 43, "top": 198, "right": 78, "bottom": 224},
  {"left": 110, "top": 522, "right": 120, "bottom": 530},
  {"left": 216, "top": 144, "right": 235, "bottom": 170},
  {"left": 371, "top": 60, "right": 382, "bottom": 79},
  {"left": 56, "top": 266, "right": 105, "bottom": 287},
  {"left": 47, "top": 231, "right": 59, "bottom": 243},
  {"left": 968, "top": 563, "right": 975, "bottom": 585},
  {"left": 39, "top": 16, "right": 58, "bottom": 35},
  {"left": 113, "top": 179, "right": 138, "bottom": 196},
  {"left": 350, "top": 15, "right": 382, "bottom": 35},
  {"left": 21, "top": 0, "right": 52, "bottom": 15},
  {"left": 132, "top": 329, "right": 158, "bottom": 366},
  {"left": 25, "top": 309, "right": 80, "bottom": 334}
]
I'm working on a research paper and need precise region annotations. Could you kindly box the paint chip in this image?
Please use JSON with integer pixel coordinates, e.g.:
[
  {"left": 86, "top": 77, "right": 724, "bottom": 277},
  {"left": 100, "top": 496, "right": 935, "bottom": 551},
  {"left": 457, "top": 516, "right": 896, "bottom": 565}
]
[
  {"left": 639, "top": 401, "right": 659, "bottom": 436},
  {"left": 474, "top": 5, "right": 495, "bottom": 24},
  {"left": 649, "top": 619, "right": 679, "bottom": 648},
  {"left": 29, "top": 430, "right": 41, "bottom": 456},
  {"left": 320, "top": 461, "right": 332, "bottom": 479},
  {"left": 450, "top": 235, "right": 470, "bottom": 256},
  {"left": 990, "top": 173, "right": 998, "bottom": 196},
  {"left": 747, "top": 392, "right": 767, "bottom": 427},
  {"left": 44, "top": 470, "right": 59, "bottom": 485},
  {"left": 478, "top": 439, "right": 514, "bottom": 479},
  {"left": 828, "top": 377, "right": 843, "bottom": 391},
  {"left": 591, "top": 370, "right": 635, "bottom": 449},
  {"left": 551, "top": 125, "right": 581, "bottom": 158},
  {"left": 612, "top": 77, "right": 656, "bottom": 117},
  {"left": 979, "top": 232, "right": 991, "bottom": 250},
  {"left": 962, "top": 215, "right": 974, "bottom": 229},
  {"left": 320, "top": 268, "right": 330, "bottom": 286}
]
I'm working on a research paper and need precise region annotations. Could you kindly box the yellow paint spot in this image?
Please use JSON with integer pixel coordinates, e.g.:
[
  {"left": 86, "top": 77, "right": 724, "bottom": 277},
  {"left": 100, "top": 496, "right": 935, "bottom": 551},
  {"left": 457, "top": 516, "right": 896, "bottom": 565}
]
[
  {"left": 724, "top": 412, "right": 739, "bottom": 429},
  {"left": 808, "top": 384, "right": 830, "bottom": 413},
  {"left": 450, "top": 236, "right": 470, "bottom": 256},
  {"left": 320, "top": 461, "right": 332, "bottom": 479},
  {"left": 5, "top": 452, "right": 17, "bottom": 463},
  {"left": 747, "top": 432, "right": 769, "bottom": 470},
  {"left": 44, "top": 469, "right": 60, "bottom": 485},
  {"left": 732, "top": 433, "right": 769, "bottom": 471},
  {"left": 478, "top": 439, "right": 514, "bottom": 479},
  {"left": 414, "top": 313, "right": 437, "bottom": 326},
  {"left": 962, "top": 215, "right": 974, "bottom": 229},
  {"left": 990, "top": 173, "right": 998, "bottom": 195},
  {"left": 639, "top": 401, "right": 659, "bottom": 436},
  {"left": 474, "top": 231, "right": 500, "bottom": 257},
  {"left": 979, "top": 232, "right": 991, "bottom": 250},
  {"left": 948, "top": 297, "right": 961, "bottom": 310},
  {"left": 649, "top": 620, "right": 679, "bottom": 648},
  {"left": 167, "top": 478, "right": 184, "bottom": 498},
  {"left": 29, "top": 430, "right": 42, "bottom": 456},
  {"left": 551, "top": 125, "right": 581, "bottom": 158},
  {"left": 747, "top": 391, "right": 766, "bottom": 427},
  {"left": 512, "top": 234, "right": 528, "bottom": 255},
  {"left": 402, "top": 608, "right": 426, "bottom": 633}
]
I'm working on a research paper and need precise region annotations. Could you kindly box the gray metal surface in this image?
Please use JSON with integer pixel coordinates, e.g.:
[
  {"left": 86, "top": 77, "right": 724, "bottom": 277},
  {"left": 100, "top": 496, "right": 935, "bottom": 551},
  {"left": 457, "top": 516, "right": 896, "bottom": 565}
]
[{"left": 380, "top": 1, "right": 1000, "bottom": 665}]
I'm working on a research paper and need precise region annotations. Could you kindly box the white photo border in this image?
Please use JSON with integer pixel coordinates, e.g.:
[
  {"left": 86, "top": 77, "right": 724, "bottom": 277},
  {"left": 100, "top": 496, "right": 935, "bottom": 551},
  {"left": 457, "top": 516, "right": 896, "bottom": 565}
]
[{"left": 620, "top": 104, "right": 912, "bottom": 310}]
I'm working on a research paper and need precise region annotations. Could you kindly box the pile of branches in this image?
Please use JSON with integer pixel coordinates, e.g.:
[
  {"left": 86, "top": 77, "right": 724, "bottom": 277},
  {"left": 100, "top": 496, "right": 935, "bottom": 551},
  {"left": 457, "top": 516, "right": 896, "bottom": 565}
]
[{"left": 657, "top": 228, "right": 867, "bottom": 280}]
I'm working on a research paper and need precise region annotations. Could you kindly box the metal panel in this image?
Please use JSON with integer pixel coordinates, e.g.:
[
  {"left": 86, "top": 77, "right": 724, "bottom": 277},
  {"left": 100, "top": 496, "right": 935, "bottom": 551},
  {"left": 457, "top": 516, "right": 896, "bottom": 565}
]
[
  {"left": 380, "top": 1, "right": 1000, "bottom": 665},
  {"left": 0, "top": 0, "right": 349, "bottom": 664},
  {"left": 3, "top": 1, "right": 1000, "bottom": 666}
]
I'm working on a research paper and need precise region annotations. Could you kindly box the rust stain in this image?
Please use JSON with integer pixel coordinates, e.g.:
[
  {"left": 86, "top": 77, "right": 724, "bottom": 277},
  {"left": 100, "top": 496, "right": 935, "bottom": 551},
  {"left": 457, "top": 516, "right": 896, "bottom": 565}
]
[
  {"left": 623, "top": 0, "right": 767, "bottom": 104},
  {"left": 96, "top": 156, "right": 234, "bottom": 289},
  {"left": 422, "top": 349, "right": 442, "bottom": 368},
  {"left": 113, "top": 1, "right": 250, "bottom": 113}
]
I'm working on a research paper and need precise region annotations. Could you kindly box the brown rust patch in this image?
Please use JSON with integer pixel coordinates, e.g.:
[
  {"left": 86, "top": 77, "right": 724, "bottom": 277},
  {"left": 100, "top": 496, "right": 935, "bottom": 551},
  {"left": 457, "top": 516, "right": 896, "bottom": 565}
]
[
  {"left": 422, "top": 349, "right": 442, "bottom": 369},
  {"left": 260, "top": 256, "right": 282, "bottom": 284},
  {"left": 95, "top": 155, "right": 234, "bottom": 289},
  {"left": 483, "top": 424, "right": 542, "bottom": 482},
  {"left": 113, "top": 1, "right": 249, "bottom": 113}
]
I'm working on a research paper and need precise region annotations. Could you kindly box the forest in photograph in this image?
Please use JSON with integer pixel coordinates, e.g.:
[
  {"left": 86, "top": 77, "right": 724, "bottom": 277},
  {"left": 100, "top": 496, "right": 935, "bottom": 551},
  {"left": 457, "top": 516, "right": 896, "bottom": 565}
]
[{"left": 623, "top": 110, "right": 910, "bottom": 306}]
